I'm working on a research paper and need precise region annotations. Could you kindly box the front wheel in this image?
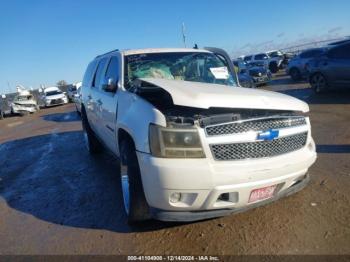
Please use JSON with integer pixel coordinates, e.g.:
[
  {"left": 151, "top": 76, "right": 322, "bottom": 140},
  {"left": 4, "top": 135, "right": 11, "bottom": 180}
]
[
  {"left": 120, "top": 140, "right": 150, "bottom": 224},
  {"left": 310, "top": 73, "right": 328, "bottom": 93},
  {"left": 269, "top": 62, "right": 278, "bottom": 73},
  {"left": 290, "top": 68, "right": 301, "bottom": 81},
  {"left": 0, "top": 111, "right": 4, "bottom": 119}
]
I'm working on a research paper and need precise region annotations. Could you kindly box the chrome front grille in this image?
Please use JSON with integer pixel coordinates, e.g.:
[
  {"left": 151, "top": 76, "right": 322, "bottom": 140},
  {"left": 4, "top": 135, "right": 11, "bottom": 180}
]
[
  {"left": 205, "top": 117, "right": 306, "bottom": 136},
  {"left": 210, "top": 132, "right": 308, "bottom": 161}
]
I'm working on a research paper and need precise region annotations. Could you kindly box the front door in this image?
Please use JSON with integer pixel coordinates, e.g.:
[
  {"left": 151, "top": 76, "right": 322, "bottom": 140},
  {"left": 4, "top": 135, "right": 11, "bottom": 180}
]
[{"left": 95, "top": 55, "right": 121, "bottom": 155}]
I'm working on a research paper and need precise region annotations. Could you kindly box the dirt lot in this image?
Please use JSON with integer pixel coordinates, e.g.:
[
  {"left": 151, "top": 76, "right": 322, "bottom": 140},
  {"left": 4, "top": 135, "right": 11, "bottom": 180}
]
[{"left": 0, "top": 73, "right": 349, "bottom": 255}]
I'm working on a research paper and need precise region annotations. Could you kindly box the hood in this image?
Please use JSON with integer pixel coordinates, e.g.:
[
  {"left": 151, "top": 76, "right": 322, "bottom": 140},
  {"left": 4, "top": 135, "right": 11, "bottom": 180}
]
[
  {"left": 249, "top": 67, "right": 267, "bottom": 76},
  {"left": 45, "top": 94, "right": 66, "bottom": 100},
  {"left": 140, "top": 78, "right": 309, "bottom": 112},
  {"left": 13, "top": 99, "right": 37, "bottom": 105}
]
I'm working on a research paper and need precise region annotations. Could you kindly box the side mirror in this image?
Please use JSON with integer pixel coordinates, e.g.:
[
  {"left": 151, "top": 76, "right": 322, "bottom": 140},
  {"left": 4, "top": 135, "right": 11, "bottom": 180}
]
[
  {"left": 102, "top": 77, "right": 118, "bottom": 92},
  {"left": 1, "top": 94, "right": 6, "bottom": 99}
]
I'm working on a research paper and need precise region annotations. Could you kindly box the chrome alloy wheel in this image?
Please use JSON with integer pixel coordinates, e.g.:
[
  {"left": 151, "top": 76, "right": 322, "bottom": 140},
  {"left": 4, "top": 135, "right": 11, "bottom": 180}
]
[{"left": 120, "top": 163, "right": 130, "bottom": 214}]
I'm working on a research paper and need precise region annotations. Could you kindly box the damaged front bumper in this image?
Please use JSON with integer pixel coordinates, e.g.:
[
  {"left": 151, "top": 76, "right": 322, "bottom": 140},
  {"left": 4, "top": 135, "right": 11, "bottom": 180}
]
[
  {"left": 151, "top": 174, "right": 310, "bottom": 222},
  {"left": 12, "top": 106, "right": 37, "bottom": 114}
]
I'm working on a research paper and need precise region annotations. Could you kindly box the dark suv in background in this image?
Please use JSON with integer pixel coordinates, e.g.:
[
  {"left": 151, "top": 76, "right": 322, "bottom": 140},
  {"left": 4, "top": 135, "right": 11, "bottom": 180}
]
[
  {"left": 308, "top": 42, "right": 350, "bottom": 93},
  {"left": 287, "top": 48, "right": 326, "bottom": 81}
]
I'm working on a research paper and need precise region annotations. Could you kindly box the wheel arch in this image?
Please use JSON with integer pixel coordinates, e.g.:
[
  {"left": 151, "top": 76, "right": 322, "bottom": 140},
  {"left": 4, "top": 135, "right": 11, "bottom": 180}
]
[
  {"left": 117, "top": 128, "right": 136, "bottom": 159},
  {"left": 309, "top": 71, "right": 328, "bottom": 84}
]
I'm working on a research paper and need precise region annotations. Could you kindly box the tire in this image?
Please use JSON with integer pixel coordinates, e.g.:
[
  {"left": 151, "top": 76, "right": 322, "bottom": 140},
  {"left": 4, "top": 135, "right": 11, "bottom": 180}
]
[
  {"left": 269, "top": 62, "right": 278, "bottom": 73},
  {"left": 0, "top": 111, "right": 3, "bottom": 120},
  {"left": 290, "top": 68, "right": 301, "bottom": 81},
  {"left": 81, "top": 109, "right": 103, "bottom": 154},
  {"left": 75, "top": 105, "right": 81, "bottom": 116},
  {"left": 310, "top": 73, "right": 328, "bottom": 94},
  {"left": 120, "top": 139, "right": 151, "bottom": 224},
  {"left": 20, "top": 111, "right": 29, "bottom": 117}
]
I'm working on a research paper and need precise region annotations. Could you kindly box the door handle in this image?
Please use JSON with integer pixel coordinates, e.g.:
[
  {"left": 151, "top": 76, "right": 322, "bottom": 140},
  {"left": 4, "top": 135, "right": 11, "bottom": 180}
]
[
  {"left": 97, "top": 99, "right": 103, "bottom": 105},
  {"left": 87, "top": 95, "right": 92, "bottom": 100}
]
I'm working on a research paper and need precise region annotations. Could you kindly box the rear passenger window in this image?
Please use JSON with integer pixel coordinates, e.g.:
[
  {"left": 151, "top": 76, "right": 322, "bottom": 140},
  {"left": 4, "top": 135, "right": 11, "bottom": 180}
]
[
  {"left": 254, "top": 54, "right": 268, "bottom": 60},
  {"left": 82, "top": 61, "right": 97, "bottom": 87},
  {"left": 92, "top": 58, "right": 109, "bottom": 88},
  {"left": 244, "top": 56, "right": 252, "bottom": 62},
  {"left": 105, "top": 57, "right": 120, "bottom": 81},
  {"left": 328, "top": 44, "right": 350, "bottom": 59},
  {"left": 300, "top": 51, "right": 312, "bottom": 58}
]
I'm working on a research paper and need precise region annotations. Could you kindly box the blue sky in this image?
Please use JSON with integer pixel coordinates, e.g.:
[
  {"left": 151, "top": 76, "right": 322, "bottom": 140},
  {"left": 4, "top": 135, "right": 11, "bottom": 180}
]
[{"left": 0, "top": 0, "right": 349, "bottom": 93}]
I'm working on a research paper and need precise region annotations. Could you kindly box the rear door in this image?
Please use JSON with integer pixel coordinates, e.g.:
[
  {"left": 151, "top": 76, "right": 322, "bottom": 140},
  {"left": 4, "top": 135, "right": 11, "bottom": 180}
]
[
  {"left": 89, "top": 57, "right": 109, "bottom": 135},
  {"left": 326, "top": 44, "right": 350, "bottom": 87},
  {"left": 82, "top": 60, "right": 98, "bottom": 127},
  {"left": 94, "top": 55, "right": 121, "bottom": 154}
]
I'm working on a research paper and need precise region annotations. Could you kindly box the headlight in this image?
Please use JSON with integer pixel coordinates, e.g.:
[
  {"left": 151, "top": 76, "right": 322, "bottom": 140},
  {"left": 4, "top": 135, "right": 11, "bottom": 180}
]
[{"left": 149, "top": 124, "right": 205, "bottom": 158}]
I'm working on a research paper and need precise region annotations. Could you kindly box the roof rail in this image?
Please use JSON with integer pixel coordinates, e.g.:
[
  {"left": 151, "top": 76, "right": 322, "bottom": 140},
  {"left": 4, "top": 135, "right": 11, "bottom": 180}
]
[{"left": 95, "top": 49, "right": 119, "bottom": 58}]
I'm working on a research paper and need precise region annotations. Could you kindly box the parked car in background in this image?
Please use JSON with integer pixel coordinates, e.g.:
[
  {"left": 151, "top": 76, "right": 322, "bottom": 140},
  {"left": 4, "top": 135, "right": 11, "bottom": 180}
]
[
  {"left": 308, "top": 42, "right": 350, "bottom": 93},
  {"left": 11, "top": 90, "right": 39, "bottom": 116},
  {"left": 233, "top": 60, "right": 256, "bottom": 88},
  {"left": 81, "top": 47, "right": 316, "bottom": 223},
  {"left": 234, "top": 60, "right": 271, "bottom": 86},
  {"left": 42, "top": 86, "right": 68, "bottom": 107},
  {"left": 267, "top": 50, "right": 292, "bottom": 69},
  {"left": 67, "top": 82, "right": 82, "bottom": 102},
  {"left": 287, "top": 48, "right": 326, "bottom": 81},
  {"left": 237, "top": 71, "right": 256, "bottom": 88},
  {"left": 246, "top": 63, "right": 272, "bottom": 86},
  {"left": 73, "top": 83, "right": 82, "bottom": 115},
  {"left": 243, "top": 52, "right": 283, "bottom": 73},
  {"left": 0, "top": 94, "right": 10, "bottom": 119}
]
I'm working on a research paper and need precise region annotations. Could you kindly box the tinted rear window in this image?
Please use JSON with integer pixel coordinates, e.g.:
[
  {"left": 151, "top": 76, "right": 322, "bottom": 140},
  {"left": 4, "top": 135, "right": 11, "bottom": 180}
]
[
  {"left": 254, "top": 54, "right": 268, "bottom": 60},
  {"left": 82, "top": 61, "right": 97, "bottom": 87},
  {"left": 328, "top": 44, "right": 350, "bottom": 59},
  {"left": 300, "top": 49, "right": 323, "bottom": 58},
  {"left": 92, "top": 57, "right": 109, "bottom": 88},
  {"left": 244, "top": 56, "right": 252, "bottom": 61}
]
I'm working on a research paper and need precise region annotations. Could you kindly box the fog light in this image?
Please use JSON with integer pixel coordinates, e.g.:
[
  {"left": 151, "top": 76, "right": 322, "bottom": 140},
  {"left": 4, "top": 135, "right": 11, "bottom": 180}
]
[{"left": 170, "top": 192, "right": 182, "bottom": 203}]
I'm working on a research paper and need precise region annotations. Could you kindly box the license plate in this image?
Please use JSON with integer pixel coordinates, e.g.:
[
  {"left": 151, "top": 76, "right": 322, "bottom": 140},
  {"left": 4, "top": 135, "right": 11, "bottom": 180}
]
[
  {"left": 249, "top": 185, "right": 277, "bottom": 203},
  {"left": 257, "top": 77, "right": 265, "bottom": 82}
]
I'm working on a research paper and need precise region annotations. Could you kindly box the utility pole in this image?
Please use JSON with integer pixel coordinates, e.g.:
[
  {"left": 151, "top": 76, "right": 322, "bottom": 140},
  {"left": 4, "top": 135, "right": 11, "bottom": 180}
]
[
  {"left": 182, "top": 22, "right": 186, "bottom": 48},
  {"left": 7, "top": 81, "right": 11, "bottom": 94}
]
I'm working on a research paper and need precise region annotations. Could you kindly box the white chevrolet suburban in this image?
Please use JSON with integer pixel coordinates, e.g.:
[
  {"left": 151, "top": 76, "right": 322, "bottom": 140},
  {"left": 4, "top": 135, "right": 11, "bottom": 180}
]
[{"left": 81, "top": 47, "right": 317, "bottom": 223}]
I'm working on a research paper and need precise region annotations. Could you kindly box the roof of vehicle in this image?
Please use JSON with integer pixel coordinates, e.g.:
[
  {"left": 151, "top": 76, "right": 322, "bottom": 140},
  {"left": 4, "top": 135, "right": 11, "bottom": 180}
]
[
  {"left": 96, "top": 48, "right": 211, "bottom": 58},
  {"left": 44, "top": 86, "right": 60, "bottom": 92},
  {"left": 17, "top": 90, "right": 31, "bottom": 96},
  {"left": 299, "top": 47, "right": 328, "bottom": 54},
  {"left": 328, "top": 39, "right": 350, "bottom": 46}
]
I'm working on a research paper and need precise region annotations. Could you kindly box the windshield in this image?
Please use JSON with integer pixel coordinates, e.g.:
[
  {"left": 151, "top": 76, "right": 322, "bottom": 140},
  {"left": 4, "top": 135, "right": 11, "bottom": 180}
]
[
  {"left": 46, "top": 90, "right": 62, "bottom": 96},
  {"left": 268, "top": 51, "right": 282, "bottom": 57},
  {"left": 254, "top": 53, "right": 269, "bottom": 60},
  {"left": 124, "top": 52, "right": 237, "bottom": 88}
]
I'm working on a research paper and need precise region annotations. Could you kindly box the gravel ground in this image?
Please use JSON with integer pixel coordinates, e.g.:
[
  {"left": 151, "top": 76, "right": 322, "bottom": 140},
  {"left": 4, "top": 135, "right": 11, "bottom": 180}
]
[{"left": 0, "top": 73, "right": 349, "bottom": 255}]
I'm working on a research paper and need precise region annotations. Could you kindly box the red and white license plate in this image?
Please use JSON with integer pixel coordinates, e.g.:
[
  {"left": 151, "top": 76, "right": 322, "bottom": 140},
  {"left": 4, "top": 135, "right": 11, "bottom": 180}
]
[{"left": 249, "top": 185, "right": 277, "bottom": 203}]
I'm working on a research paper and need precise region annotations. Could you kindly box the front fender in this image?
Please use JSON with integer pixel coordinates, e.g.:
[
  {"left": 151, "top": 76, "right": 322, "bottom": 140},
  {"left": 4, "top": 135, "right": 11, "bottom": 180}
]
[{"left": 116, "top": 90, "right": 166, "bottom": 154}]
